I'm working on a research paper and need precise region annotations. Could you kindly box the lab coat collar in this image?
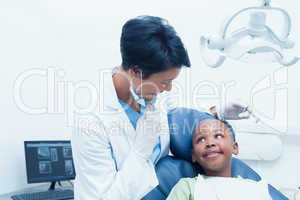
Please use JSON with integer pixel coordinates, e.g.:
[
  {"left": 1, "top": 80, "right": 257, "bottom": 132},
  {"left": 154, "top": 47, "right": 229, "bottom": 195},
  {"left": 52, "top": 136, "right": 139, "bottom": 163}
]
[
  {"left": 103, "top": 67, "right": 170, "bottom": 147},
  {"left": 102, "top": 69, "right": 123, "bottom": 112}
]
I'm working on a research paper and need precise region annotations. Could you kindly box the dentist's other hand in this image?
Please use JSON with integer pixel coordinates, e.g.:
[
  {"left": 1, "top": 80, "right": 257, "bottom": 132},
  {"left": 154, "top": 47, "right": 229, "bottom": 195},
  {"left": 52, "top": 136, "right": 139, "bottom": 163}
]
[
  {"left": 211, "top": 101, "right": 250, "bottom": 120},
  {"left": 133, "top": 104, "right": 161, "bottom": 160}
]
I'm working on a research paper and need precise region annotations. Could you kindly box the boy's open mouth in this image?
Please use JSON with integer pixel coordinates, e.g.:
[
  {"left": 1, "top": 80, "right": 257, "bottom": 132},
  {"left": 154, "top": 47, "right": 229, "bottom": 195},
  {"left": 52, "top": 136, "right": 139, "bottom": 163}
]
[{"left": 202, "top": 150, "right": 223, "bottom": 159}]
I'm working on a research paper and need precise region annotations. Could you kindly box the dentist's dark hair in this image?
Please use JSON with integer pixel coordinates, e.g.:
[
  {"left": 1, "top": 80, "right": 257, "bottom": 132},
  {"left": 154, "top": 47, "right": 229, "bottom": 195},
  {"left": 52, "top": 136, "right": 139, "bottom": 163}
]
[{"left": 120, "top": 15, "right": 191, "bottom": 79}]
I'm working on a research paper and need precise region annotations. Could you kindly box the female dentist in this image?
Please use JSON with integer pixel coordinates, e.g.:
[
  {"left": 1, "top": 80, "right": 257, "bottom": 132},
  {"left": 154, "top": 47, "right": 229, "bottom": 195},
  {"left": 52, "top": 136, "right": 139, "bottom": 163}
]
[{"left": 71, "top": 15, "right": 249, "bottom": 200}]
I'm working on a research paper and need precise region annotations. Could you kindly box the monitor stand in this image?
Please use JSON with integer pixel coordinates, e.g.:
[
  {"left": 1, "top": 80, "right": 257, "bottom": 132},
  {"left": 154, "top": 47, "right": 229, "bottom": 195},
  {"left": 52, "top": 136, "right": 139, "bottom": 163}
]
[{"left": 48, "top": 181, "right": 62, "bottom": 190}]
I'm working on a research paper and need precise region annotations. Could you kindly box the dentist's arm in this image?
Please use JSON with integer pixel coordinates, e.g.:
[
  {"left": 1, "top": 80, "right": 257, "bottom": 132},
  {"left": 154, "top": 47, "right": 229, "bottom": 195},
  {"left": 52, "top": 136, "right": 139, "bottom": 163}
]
[{"left": 72, "top": 111, "right": 160, "bottom": 200}]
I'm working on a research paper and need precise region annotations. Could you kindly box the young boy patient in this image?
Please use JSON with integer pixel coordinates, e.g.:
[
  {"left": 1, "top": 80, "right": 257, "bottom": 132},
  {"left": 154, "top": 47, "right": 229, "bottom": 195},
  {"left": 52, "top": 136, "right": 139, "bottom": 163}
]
[{"left": 167, "top": 116, "right": 272, "bottom": 200}]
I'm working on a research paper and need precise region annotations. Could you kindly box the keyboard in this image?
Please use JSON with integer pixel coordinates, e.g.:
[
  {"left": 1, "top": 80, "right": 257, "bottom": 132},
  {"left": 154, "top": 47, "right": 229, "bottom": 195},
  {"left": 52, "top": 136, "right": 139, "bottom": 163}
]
[{"left": 11, "top": 189, "right": 74, "bottom": 200}]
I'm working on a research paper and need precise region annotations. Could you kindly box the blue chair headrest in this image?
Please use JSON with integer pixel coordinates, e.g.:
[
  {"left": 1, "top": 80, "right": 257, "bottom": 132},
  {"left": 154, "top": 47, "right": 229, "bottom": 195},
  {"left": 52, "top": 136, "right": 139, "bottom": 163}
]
[{"left": 168, "top": 107, "right": 219, "bottom": 162}]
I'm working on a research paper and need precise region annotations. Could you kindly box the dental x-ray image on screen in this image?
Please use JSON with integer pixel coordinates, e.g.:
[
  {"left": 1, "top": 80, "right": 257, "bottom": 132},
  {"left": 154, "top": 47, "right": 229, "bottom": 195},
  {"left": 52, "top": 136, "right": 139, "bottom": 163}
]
[
  {"left": 50, "top": 148, "right": 58, "bottom": 162},
  {"left": 63, "top": 147, "right": 72, "bottom": 158},
  {"left": 65, "top": 160, "right": 74, "bottom": 176},
  {"left": 37, "top": 147, "right": 50, "bottom": 160},
  {"left": 39, "top": 161, "right": 52, "bottom": 174}
]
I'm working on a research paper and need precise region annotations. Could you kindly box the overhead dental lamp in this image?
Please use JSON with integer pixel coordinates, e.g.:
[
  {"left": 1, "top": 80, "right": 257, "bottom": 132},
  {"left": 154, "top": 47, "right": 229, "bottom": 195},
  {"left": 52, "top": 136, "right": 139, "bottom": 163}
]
[{"left": 200, "top": 0, "right": 299, "bottom": 67}]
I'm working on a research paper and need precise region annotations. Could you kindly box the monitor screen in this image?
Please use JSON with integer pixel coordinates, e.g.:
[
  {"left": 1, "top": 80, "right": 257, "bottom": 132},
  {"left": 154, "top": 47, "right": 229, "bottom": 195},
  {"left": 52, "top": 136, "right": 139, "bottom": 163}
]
[{"left": 24, "top": 140, "right": 76, "bottom": 183}]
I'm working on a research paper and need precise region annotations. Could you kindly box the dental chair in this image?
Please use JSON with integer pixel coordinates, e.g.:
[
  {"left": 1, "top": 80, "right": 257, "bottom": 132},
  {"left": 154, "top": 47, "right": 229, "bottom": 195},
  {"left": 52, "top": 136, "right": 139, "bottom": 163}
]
[{"left": 142, "top": 107, "right": 288, "bottom": 200}]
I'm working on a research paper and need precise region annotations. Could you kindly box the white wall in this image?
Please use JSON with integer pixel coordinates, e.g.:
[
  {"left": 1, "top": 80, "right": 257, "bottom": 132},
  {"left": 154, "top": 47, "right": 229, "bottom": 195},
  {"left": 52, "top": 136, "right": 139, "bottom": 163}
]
[{"left": 0, "top": 0, "right": 299, "bottom": 195}]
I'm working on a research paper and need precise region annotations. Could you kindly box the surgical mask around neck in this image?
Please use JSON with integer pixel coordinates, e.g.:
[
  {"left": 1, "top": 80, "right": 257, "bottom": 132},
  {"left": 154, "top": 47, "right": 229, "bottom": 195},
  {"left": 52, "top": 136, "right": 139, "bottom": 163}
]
[
  {"left": 129, "top": 72, "right": 157, "bottom": 108},
  {"left": 129, "top": 84, "right": 146, "bottom": 107}
]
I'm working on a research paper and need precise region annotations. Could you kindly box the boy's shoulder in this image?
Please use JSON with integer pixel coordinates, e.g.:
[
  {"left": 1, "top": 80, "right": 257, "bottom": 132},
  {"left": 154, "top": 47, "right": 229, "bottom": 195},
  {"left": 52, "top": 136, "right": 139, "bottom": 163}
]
[
  {"left": 174, "top": 177, "right": 198, "bottom": 192},
  {"left": 167, "top": 177, "right": 197, "bottom": 200},
  {"left": 178, "top": 177, "right": 197, "bottom": 184}
]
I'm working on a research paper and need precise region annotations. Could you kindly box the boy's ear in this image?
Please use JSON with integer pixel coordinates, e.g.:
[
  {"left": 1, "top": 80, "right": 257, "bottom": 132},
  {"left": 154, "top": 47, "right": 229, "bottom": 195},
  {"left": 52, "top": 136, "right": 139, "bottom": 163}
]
[
  {"left": 232, "top": 142, "right": 239, "bottom": 155},
  {"left": 192, "top": 150, "right": 196, "bottom": 163}
]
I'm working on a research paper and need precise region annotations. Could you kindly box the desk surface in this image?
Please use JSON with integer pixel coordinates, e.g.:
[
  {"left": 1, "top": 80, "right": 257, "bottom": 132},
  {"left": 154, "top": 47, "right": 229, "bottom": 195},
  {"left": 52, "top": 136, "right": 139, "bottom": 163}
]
[{"left": 0, "top": 183, "right": 73, "bottom": 200}]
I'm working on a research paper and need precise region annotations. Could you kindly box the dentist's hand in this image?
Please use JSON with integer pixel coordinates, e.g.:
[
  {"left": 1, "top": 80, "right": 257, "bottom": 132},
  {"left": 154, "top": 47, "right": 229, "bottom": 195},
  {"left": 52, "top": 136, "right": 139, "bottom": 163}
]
[
  {"left": 211, "top": 101, "right": 250, "bottom": 120},
  {"left": 133, "top": 104, "right": 161, "bottom": 160}
]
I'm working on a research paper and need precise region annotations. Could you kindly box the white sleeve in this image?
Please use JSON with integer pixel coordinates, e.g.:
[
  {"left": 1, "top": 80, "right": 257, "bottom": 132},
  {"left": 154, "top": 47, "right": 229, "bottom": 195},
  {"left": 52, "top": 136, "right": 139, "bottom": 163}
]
[{"left": 71, "top": 114, "right": 158, "bottom": 200}]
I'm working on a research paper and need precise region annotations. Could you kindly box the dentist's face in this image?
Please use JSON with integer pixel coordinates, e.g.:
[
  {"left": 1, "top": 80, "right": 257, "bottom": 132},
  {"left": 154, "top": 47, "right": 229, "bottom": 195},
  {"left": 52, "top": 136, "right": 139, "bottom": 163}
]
[
  {"left": 192, "top": 119, "right": 238, "bottom": 176},
  {"left": 132, "top": 67, "right": 181, "bottom": 101}
]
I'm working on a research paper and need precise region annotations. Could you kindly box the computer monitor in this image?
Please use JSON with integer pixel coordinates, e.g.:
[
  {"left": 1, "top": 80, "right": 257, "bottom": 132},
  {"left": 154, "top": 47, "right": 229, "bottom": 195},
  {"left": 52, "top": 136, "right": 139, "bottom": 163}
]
[{"left": 24, "top": 140, "right": 76, "bottom": 184}]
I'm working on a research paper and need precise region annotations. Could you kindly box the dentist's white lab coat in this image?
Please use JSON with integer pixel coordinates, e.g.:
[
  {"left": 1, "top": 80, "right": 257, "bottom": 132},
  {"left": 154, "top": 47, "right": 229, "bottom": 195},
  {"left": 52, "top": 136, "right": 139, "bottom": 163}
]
[{"left": 71, "top": 70, "right": 170, "bottom": 200}]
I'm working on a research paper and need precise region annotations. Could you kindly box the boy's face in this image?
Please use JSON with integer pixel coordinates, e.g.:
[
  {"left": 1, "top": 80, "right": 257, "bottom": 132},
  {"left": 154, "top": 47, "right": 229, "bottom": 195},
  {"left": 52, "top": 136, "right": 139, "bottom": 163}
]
[{"left": 192, "top": 119, "right": 239, "bottom": 176}]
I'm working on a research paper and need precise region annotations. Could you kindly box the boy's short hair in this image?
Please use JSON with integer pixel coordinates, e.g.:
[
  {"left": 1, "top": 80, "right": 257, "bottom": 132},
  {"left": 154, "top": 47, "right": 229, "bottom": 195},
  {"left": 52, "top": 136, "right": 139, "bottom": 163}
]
[
  {"left": 220, "top": 119, "right": 236, "bottom": 142},
  {"left": 193, "top": 116, "right": 236, "bottom": 142},
  {"left": 120, "top": 15, "right": 191, "bottom": 79}
]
